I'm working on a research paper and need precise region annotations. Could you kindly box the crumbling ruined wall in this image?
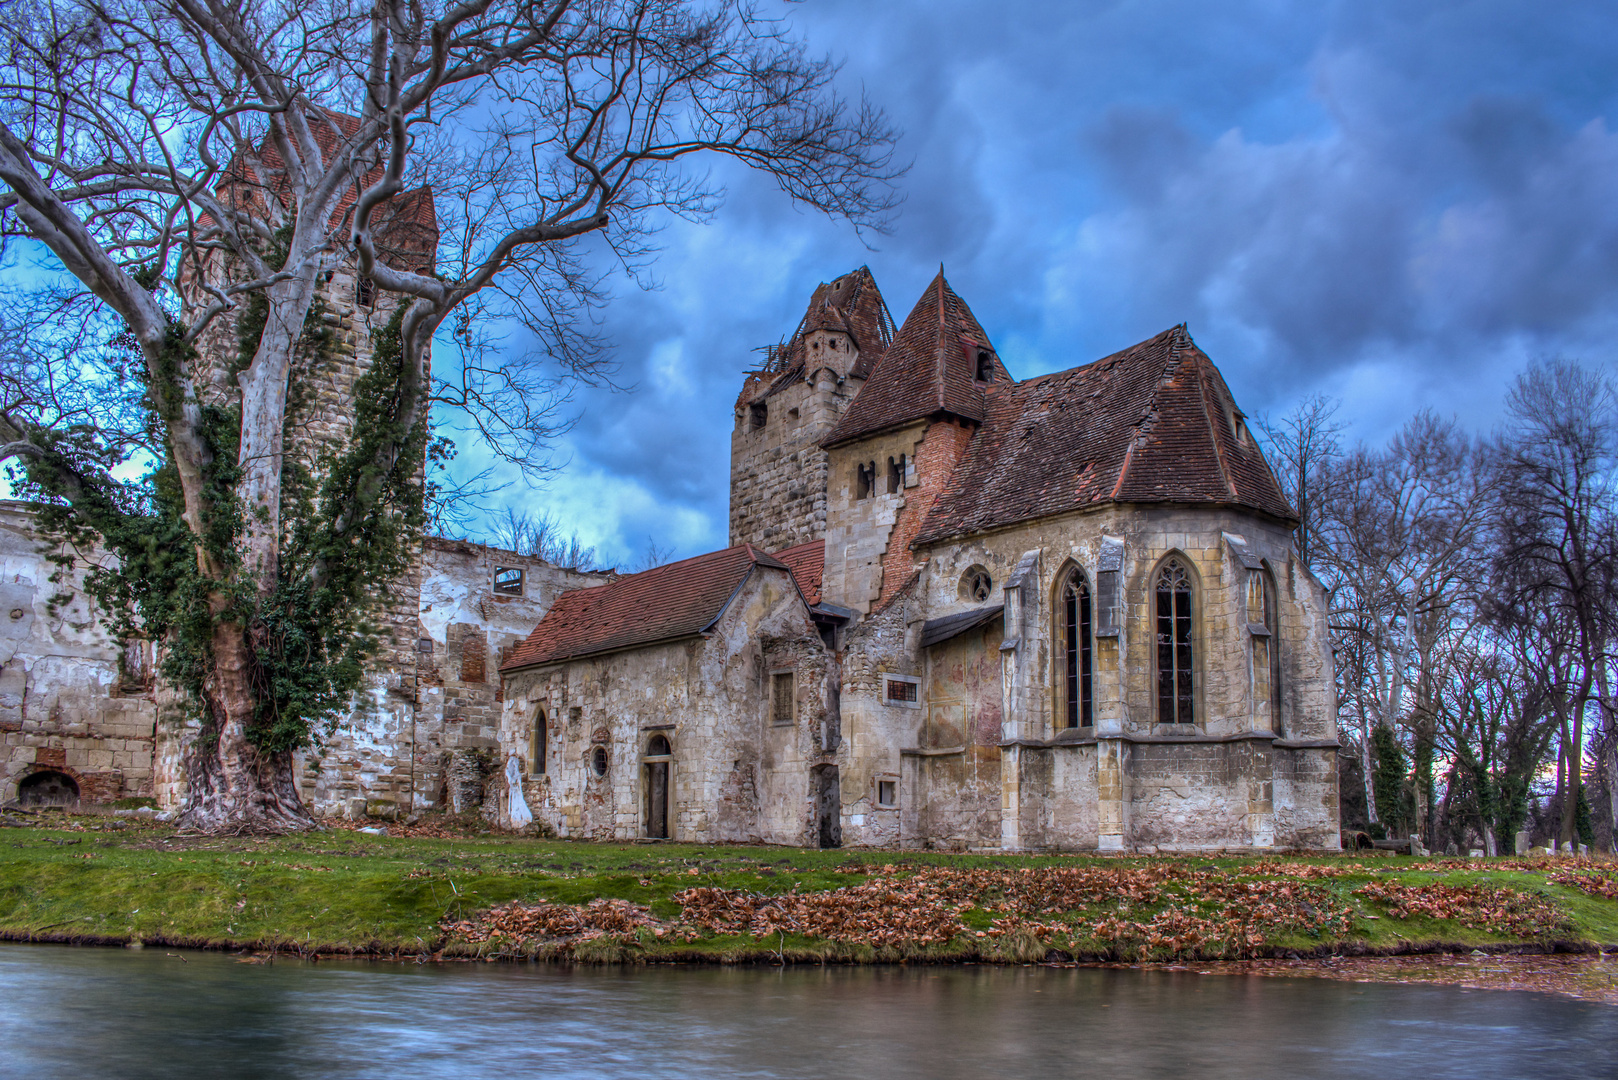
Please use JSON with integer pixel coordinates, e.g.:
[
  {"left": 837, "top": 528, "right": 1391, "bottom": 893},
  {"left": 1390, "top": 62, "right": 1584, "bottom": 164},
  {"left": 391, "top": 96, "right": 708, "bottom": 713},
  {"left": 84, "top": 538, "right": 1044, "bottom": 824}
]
[
  {"left": 0, "top": 503, "right": 157, "bottom": 806},
  {"left": 291, "top": 535, "right": 611, "bottom": 819},
  {"left": 729, "top": 329, "right": 868, "bottom": 551},
  {"left": 836, "top": 580, "right": 925, "bottom": 849}
]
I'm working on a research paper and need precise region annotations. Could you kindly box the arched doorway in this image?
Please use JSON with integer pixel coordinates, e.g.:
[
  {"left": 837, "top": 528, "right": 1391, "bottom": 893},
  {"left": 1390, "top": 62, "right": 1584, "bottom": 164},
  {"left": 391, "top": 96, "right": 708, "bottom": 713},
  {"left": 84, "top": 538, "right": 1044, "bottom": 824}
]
[
  {"left": 18, "top": 770, "right": 79, "bottom": 807},
  {"left": 643, "top": 734, "right": 672, "bottom": 840}
]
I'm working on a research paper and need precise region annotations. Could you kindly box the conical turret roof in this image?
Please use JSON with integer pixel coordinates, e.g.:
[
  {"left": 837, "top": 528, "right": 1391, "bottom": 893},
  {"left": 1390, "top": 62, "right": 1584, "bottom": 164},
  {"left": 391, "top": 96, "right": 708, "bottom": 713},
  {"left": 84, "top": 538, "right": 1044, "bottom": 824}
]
[{"left": 823, "top": 271, "right": 1008, "bottom": 447}]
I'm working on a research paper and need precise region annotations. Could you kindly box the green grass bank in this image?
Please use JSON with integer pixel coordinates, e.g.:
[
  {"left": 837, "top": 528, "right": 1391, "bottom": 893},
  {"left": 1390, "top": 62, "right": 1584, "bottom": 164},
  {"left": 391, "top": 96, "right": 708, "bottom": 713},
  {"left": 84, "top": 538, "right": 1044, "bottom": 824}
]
[{"left": 2, "top": 816, "right": 1616, "bottom": 965}]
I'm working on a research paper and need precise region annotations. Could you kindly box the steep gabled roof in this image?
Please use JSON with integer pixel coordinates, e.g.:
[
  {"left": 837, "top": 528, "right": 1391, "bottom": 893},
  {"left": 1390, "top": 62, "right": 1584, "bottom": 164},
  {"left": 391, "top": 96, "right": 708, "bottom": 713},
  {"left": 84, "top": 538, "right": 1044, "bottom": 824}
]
[
  {"left": 772, "top": 539, "right": 825, "bottom": 606},
  {"left": 913, "top": 325, "right": 1296, "bottom": 546},
  {"left": 737, "top": 267, "right": 895, "bottom": 408},
  {"left": 500, "top": 545, "right": 790, "bottom": 670},
  {"left": 823, "top": 271, "right": 1009, "bottom": 447}
]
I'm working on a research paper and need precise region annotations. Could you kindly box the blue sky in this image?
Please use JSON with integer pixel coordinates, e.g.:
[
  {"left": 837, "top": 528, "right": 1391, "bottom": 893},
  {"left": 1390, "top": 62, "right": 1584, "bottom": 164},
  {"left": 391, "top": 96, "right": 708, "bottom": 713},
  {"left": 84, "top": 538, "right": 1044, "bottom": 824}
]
[
  {"left": 16, "top": 1, "right": 1618, "bottom": 568},
  {"left": 470, "top": 0, "right": 1618, "bottom": 567}
]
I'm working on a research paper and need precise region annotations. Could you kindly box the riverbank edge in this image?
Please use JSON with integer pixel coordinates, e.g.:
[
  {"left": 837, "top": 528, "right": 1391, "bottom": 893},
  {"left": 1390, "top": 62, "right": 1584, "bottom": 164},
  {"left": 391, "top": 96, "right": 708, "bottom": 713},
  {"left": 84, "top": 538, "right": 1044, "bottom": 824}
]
[{"left": 5, "top": 926, "right": 1613, "bottom": 965}]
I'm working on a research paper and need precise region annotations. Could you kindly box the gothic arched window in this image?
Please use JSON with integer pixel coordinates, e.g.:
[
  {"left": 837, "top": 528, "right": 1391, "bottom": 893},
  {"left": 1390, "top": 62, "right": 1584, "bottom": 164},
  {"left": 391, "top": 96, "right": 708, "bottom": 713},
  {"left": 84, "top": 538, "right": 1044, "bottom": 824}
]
[
  {"left": 1059, "top": 568, "right": 1094, "bottom": 729},
  {"left": 1155, "top": 559, "right": 1195, "bottom": 725}
]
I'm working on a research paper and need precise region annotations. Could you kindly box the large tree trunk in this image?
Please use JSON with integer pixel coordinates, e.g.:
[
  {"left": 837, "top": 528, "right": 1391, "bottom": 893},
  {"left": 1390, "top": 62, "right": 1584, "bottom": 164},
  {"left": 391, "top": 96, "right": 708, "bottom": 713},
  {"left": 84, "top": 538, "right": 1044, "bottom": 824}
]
[{"left": 174, "top": 622, "right": 315, "bottom": 833}]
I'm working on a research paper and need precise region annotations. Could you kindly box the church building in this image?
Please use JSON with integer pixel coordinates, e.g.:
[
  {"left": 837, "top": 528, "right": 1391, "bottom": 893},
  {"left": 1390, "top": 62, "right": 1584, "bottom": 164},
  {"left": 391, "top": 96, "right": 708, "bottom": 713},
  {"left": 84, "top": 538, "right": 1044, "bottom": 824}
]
[{"left": 497, "top": 268, "right": 1341, "bottom": 852}]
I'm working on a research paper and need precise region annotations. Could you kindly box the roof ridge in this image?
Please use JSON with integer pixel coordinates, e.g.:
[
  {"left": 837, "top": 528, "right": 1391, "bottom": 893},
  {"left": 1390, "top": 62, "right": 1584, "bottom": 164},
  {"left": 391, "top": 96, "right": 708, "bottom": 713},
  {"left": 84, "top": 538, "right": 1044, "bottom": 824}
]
[
  {"left": 1182, "top": 333, "right": 1237, "bottom": 501},
  {"left": 934, "top": 270, "right": 949, "bottom": 412},
  {"left": 1114, "top": 326, "right": 1186, "bottom": 496}
]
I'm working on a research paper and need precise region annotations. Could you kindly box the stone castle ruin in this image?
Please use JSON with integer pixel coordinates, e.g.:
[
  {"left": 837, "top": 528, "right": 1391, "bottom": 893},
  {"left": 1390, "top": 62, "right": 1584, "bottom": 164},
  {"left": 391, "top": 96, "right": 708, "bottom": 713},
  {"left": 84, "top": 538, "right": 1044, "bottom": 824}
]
[
  {"left": 1, "top": 250, "right": 1339, "bottom": 851},
  {"left": 496, "top": 268, "right": 1340, "bottom": 852}
]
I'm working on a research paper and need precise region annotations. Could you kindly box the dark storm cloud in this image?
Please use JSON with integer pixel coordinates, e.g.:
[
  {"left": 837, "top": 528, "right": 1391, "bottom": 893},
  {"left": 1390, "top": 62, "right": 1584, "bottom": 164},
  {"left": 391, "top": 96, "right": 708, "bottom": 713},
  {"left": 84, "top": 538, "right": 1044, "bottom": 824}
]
[{"left": 469, "top": 0, "right": 1618, "bottom": 560}]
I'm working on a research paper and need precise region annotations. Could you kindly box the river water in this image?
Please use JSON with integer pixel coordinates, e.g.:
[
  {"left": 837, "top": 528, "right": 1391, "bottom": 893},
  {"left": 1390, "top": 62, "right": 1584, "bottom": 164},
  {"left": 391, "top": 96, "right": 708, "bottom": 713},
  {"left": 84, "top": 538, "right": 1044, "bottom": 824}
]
[{"left": 3, "top": 944, "right": 1615, "bottom": 1079}]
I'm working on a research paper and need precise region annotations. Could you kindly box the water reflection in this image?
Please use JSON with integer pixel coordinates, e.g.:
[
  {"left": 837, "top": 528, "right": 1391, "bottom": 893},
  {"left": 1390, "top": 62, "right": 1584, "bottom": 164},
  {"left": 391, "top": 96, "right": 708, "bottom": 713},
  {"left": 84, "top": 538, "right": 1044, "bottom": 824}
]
[{"left": 2, "top": 945, "right": 1614, "bottom": 1079}]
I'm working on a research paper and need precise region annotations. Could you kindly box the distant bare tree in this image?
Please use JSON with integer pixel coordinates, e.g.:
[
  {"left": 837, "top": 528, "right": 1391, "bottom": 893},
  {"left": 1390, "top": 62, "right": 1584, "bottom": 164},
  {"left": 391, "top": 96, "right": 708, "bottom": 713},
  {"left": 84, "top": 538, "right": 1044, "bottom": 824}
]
[
  {"left": 637, "top": 534, "right": 673, "bottom": 571},
  {"left": 0, "top": 0, "right": 901, "bottom": 831},
  {"left": 485, "top": 507, "right": 598, "bottom": 570},
  {"left": 1320, "top": 413, "right": 1494, "bottom": 842},
  {"left": 1490, "top": 360, "right": 1618, "bottom": 850},
  {"left": 1259, "top": 393, "right": 1345, "bottom": 570}
]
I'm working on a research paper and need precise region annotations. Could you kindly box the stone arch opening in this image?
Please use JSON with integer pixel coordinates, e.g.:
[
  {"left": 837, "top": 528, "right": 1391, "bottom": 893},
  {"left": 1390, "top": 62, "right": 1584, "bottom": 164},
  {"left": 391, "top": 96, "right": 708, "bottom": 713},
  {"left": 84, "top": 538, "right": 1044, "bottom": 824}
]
[
  {"left": 18, "top": 769, "right": 79, "bottom": 807},
  {"left": 532, "top": 708, "right": 548, "bottom": 775},
  {"left": 811, "top": 763, "right": 841, "bottom": 849}
]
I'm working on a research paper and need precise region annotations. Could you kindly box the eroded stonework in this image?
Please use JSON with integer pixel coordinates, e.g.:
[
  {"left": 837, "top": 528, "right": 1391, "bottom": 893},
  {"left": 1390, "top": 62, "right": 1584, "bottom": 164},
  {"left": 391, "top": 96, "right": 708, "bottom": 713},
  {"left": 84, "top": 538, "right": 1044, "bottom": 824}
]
[
  {"left": 0, "top": 503, "right": 157, "bottom": 807},
  {"left": 499, "top": 268, "right": 1340, "bottom": 852}
]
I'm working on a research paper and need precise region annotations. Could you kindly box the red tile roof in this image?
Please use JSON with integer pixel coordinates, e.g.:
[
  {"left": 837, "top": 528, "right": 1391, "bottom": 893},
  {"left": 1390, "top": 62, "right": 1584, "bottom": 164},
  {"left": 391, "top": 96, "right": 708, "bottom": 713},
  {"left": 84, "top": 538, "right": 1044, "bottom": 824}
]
[
  {"left": 823, "top": 271, "right": 1010, "bottom": 447},
  {"left": 500, "top": 544, "right": 792, "bottom": 671},
  {"left": 737, "top": 266, "right": 895, "bottom": 408},
  {"left": 772, "top": 539, "right": 825, "bottom": 606},
  {"left": 912, "top": 325, "right": 1296, "bottom": 546}
]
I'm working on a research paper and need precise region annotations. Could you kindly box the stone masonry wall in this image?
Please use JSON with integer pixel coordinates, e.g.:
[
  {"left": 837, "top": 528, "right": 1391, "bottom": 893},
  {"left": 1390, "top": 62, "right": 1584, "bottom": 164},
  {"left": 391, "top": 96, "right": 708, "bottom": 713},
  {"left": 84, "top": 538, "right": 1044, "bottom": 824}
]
[
  {"left": 294, "top": 536, "right": 610, "bottom": 818},
  {"left": 498, "top": 565, "right": 832, "bottom": 844},
  {"left": 0, "top": 503, "right": 157, "bottom": 806},
  {"left": 821, "top": 422, "right": 926, "bottom": 614},
  {"left": 729, "top": 330, "right": 866, "bottom": 550},
  {"left": 911, "top": 503, "right": 1339, "bottom": 850}
]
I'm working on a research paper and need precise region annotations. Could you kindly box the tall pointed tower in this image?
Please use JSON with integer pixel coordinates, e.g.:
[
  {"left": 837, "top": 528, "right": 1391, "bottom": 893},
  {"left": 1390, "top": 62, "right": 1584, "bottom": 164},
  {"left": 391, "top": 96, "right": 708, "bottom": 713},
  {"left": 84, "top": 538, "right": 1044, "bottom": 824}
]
[
  {"left": 728, "top": 268, "right": 894, "bottom": 550},
  {"left": 818, "top": 270, "right": 1009, "bottom": 614}
]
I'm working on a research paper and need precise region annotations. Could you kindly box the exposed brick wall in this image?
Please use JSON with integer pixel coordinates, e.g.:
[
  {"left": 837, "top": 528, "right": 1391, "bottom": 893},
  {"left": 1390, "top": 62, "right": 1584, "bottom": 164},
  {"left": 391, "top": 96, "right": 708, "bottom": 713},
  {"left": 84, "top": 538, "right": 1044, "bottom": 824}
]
[{"left": 877, "top": 419, "right": 976, "bottom": 608}]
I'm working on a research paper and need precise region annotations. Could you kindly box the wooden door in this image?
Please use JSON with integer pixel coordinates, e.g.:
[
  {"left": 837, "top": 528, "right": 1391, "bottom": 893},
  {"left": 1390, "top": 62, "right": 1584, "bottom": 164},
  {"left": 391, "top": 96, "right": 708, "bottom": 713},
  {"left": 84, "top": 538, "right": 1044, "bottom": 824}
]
[{"left": 646, "top": 761, "right": 669, "bottom": 839}]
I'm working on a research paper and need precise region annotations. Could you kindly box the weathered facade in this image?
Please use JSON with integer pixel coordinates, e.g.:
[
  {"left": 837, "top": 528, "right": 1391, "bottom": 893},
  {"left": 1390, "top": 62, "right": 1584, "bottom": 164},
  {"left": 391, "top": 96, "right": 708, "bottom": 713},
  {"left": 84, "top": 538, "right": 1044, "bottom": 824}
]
[
  {"left": 0, "top": 500, "right": 609, "bottom": 817},
  {"left": 500, "top": 267, "right": 1339, "bottom": 852},
  {"left": 498, "top": 545, "right": 836, "bottom": 844},
  {"left": 290, "top": 536, "right": 610, "bottom": 819},
  {"left": 0, "top": 503, "right": 158, "bottom": 807}
]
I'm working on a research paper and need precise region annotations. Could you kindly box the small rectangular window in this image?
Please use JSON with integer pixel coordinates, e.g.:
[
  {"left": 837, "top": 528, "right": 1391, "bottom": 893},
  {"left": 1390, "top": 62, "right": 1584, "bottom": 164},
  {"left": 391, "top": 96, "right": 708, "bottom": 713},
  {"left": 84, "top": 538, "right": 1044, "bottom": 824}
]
[
  {"left": 493, "top": 567, "right": 524, "bottom": 595},
  {"left": 771, "top": 671, "right": 795, "bottom": 726},
  {"left": 750, "top": 401, "right": 768, "bottom": 430},
  {"left": 356, "top": 276, "right": 375, "bottom": 307},
  {"left": 876, "top": 779, "right": 897, "bottom": 808},
  {"left": 883, "top": 674, "right": 920, "bottom": 707}
]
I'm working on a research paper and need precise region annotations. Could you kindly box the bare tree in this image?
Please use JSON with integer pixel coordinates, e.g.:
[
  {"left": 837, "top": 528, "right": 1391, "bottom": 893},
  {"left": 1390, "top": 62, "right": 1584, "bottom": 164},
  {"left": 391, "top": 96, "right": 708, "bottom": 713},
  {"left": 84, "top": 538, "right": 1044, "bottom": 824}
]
[
  {"left": 1490, "top": 360, "right": 1618, "bottom": 850},
  {"left": 636, "top": 533, "right": 673, "bottom": 571},
  {"left": 0, "top": 0, "right": 901, "bottom": 831},
  {"left": 1319, "top": 413, "right": 1494, "bottom": 843},
  {"left": 1258, "top": 393, "right": 1344, "bottom": 570},
  {"left": 484, "top": 506, "right": 598, "bottom": 570}
]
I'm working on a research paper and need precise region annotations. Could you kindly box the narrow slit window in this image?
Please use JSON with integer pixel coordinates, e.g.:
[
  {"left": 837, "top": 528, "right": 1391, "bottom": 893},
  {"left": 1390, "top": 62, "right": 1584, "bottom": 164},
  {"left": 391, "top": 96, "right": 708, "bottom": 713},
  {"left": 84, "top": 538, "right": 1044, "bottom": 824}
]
[
  {"left": 771, "top": 671, "right": 795, "bottom": 726},
  {"left": 1060, "top": 569, "right": 1094, "bottom": 728},
  {"left": 1155, "top": 560, "right": 1195, "bottom": 724},
  {"left": 1248, "top": 567, "right": 1282, "bottom": 733},
  {"left": 533, "top": 709, "right": 547, "bottom": 775}
]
